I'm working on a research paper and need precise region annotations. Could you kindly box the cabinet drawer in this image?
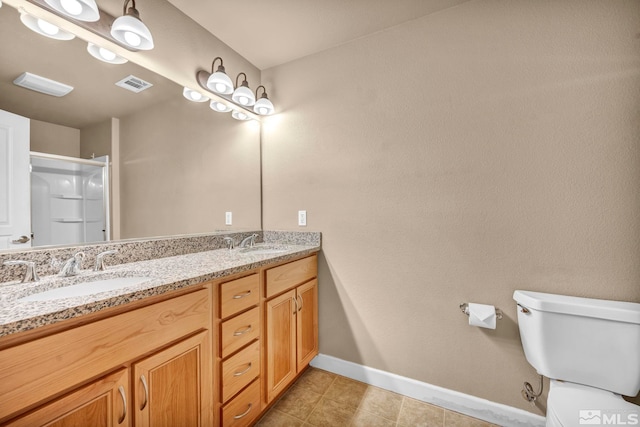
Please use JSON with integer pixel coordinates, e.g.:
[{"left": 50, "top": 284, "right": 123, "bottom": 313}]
[
  {"left": 221, "top": 340, "right": 260, "bottom": 403},
  {"left": 221, "top": 379, "right": 261, "bottom": 427},
  {"left": 265, "top": 255, "right": 317, "bottom": 298},
  {"left": 220, "top": 274, "right": 259, "bottom": 319},
  {"left": 221, "top": 307, "right": 260, "bottom": 358}
]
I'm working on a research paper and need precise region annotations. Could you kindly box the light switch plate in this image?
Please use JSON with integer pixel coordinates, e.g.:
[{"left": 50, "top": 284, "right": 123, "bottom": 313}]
[
  {"left": 225, "top": 212, "right": 232, "bottom": 225},
  {"left": 298, "top": 210, "right": 307, "bottom": 226}
]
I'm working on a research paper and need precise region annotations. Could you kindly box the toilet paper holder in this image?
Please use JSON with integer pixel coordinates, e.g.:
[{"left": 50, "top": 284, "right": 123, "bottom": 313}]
[{"left": 459, "top": 302, "right": 503, "bottom": 320}]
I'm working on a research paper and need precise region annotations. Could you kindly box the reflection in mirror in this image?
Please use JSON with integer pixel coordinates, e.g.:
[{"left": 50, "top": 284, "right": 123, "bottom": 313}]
[{"left": 0, "top": 1, "right": 262, "bottom": 253}]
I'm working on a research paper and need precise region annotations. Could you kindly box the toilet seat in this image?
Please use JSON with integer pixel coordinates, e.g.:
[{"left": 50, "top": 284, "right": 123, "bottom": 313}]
[{"left": 546, "top": 380, "right": 639, "bottom": 427}]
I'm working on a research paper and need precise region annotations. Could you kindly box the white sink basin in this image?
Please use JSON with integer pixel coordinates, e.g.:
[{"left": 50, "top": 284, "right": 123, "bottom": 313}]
[
  {"left": 18, "top": 276, "right": 151, "bottom": 302},
  {"left": 239, "top": 245, "right": 290, "bottom": 255}
]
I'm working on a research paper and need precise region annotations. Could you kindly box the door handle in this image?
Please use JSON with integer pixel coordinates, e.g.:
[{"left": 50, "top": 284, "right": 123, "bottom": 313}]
[{"left": 11, "top": 235, "right": 30, "bottom": 244}]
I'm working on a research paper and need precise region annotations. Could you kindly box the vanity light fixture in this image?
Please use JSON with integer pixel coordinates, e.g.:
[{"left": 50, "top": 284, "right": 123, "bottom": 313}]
[
  {"left": 44, "top": 0, "right": 100, "bottom": 22},
  {"left": 231, "top": 110, "right": 250, "bottom": 121},
  {"left": 231, "top": 73, "right": 256, "bottom": 107},
  {"left": 253, "top": 86, "right": 275, "bottom": 116},
  {"left": 206, "top": 57, "right": 234, "bottom": 95},
  {"left": 20, "top": 11, "right": 75, "bottom": 40},
  {"left": 183, "top": 87, "right": 209, "bottom": 102},
  {"left": 210, "top": 101, "right": 231, "bottom": 113},
  {"left": 87, "top": 42, "right": 128, "bottom": 64},
  {"left": 110, "top": 0, "right": 154, "bottom": 50}
]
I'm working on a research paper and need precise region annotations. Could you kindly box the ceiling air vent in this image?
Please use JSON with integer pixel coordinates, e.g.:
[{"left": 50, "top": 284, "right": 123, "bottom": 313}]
[{"left": 115, "top": 75, "right": 153, "bottom": 93}]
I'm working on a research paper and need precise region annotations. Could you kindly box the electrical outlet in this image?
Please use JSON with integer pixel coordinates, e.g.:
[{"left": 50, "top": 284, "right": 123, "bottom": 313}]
[
  {"left": 298, "top": 210, "right": 307, "bottom": 227},
  {"left": 225, "top": 212, "right": 232, "bottom": 225}
]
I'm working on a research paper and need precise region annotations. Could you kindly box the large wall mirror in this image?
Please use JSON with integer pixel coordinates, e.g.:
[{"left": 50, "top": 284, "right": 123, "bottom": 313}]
[{"left": 0, "top": 1, "right": 262, "bottom": 252}]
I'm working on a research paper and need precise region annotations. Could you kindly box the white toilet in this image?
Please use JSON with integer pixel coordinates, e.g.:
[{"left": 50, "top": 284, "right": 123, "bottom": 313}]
[{"left": 513, "top": 290, "right": 640, "bottom": 427}]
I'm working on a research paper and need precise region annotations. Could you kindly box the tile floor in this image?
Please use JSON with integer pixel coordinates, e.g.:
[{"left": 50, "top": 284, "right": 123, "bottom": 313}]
[{"left": 255, "top": 368, "right": 500, "bottom": 427}]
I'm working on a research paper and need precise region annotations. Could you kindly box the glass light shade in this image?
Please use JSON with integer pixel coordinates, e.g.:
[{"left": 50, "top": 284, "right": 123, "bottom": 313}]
[
  {"left": 206, "top": 72, "right": 234, "bottom": 95},
  {"left": 182, "top": 87, "right": 209, "bottom": 102},
  {"left": 232, "top": 85, "right": 255, "bottom": 107},
  {"left": 210, "top": 101, "right": 231, "bottom": 113},
  {"left": 20, "top": 13, "right": 75, "bottom": 40},
  {"left": 232, "top": 110, "right": 250, "bottom": 121},
  {"left": 110, "top": 15, "right": 154, "bottom": 50},
  {"left": 254, "top": 97, "right": 275, "bottom": 115},
  {"left": 44, "top": 0, "right": 100, "bottom": 22},
  {"left": 87, "top": 43, "right": 128, "bottom": 64}
]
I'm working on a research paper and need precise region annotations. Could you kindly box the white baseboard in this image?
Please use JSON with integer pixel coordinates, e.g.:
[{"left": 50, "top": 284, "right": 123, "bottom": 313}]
[{"left": 310, "top": 354, "right": 546, "bottom": 427}]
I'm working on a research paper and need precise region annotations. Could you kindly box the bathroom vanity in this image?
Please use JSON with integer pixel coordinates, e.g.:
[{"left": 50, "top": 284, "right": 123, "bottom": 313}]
[{"left": 0, "top": 232, "right": 319, "bottom": 427}]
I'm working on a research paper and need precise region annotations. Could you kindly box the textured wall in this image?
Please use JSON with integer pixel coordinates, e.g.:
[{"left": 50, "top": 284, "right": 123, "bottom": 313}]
[
  {"left": 261, "top": 0, "right": 640, "bottom": 412},
  {"left": 119, "top": 97, "right": 261, "bottom": 239},
  {"left": 30, "top": 119, "right": 80, "bottom": 157}
]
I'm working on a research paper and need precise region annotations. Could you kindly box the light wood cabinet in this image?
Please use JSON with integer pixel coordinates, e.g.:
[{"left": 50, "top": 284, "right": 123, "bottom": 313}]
[
  {"left": 0, "top": 288, "right": 211, "bottom": 426},
  {"left": 264, "top": 256, "right": 318, "bottom": 404},
  {"left": 216, "top": 273, "right": 262, "bottom": 427},
  {"left": 133, "top": 331, "right": 210, "bottom": 427},
  {"left": 6, "top": 368, "right": 130, "bottom": 427}
]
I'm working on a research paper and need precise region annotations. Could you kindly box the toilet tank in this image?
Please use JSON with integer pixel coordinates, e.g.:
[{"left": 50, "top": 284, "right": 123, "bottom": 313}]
[{"left": 513, "top": 290, "right": 640, "bottom": 396}]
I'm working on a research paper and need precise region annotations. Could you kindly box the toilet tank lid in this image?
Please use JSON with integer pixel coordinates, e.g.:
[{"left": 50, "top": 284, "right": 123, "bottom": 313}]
[{"left": 513, "top": 290, "right": 640, "bottom": 324}]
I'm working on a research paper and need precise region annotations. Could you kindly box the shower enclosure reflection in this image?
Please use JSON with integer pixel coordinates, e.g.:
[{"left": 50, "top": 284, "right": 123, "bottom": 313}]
[{"left": 30, "top": 153, "right": 109, "bottom": 247}]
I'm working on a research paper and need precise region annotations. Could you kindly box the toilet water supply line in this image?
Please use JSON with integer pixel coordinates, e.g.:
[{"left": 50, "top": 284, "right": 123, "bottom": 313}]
[{"left": 522, "top": 375, "right": 544, "bottom": 405}]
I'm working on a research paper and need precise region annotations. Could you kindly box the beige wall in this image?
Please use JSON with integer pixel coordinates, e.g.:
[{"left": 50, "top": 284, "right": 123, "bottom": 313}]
[
  {"left": 262, "top": 0, "right": 640, "bottom": 412},
  {"left": 80, "top": 119, "right": 112, "bottom": 160},
  {"left": 30, "top": 119, "right": 80, "bottom": 157},
  {"left": 119, "top": 97, "right": 261, "bottom": 239}
]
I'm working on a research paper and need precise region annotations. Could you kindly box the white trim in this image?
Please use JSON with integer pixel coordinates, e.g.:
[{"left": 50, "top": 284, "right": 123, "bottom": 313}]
[{"left": 310, "top": 354, "right": 546, "bottom": 427}]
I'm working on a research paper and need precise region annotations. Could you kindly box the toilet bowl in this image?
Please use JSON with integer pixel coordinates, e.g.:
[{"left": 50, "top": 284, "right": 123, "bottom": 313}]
[
  {"left": 546, "top": 380, "right": 638, "bottom": 427},
  {"left": 513, "top": 290, "right": 640, "bottom": 427}
]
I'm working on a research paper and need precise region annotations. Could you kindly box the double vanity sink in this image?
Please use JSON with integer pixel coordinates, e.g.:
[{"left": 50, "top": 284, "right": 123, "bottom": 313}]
[{"left": 0, "top": 240, "right": 313, "bottom": 337}]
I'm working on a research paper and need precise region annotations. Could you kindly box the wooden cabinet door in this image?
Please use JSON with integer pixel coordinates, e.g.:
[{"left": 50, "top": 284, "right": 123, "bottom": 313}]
[
  {"left": 6, "top": 369, "right": 129, "bottom": 427},
  {"left": 265, "top": 289, "right": 297, "bottom": 403},
  {"left": 133, "top": 331, "right": 211, "bottom": 427},
  {"left": 296, "top": 279, "right": 318, "bottom": 371}
]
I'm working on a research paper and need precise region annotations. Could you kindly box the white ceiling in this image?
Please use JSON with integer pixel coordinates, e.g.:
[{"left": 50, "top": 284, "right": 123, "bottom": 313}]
[{"left": 167, "top": 0, "right": 471, "bottom": 70}]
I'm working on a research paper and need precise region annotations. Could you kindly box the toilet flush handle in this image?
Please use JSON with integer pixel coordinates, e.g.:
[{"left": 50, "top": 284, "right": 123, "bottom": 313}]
[{"left": 517, "top": 303, "right": 530, "bottom": 314}]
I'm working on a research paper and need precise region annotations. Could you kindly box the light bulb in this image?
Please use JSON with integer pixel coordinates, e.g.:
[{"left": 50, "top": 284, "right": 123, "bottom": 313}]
[
  {"left": 124, "top": 31, "right": 141, "bottom": 47},
  {"left": 37, "top": 19, "right": 59, "bottom": 35},
  {"left": 258, "top": 107, "right": 268, "bottom": 115},
  {"left": 238, "top": 96, "right": 248, "bottom": 105},
  {"left": 98, "top": 47, "right": 116, "bottom": 61},
  {"left": 60, "top": 0, "right": 82, "bottom": 15},
  {"left": 215, "top": 83, "right": 226, "bottom": 93}
]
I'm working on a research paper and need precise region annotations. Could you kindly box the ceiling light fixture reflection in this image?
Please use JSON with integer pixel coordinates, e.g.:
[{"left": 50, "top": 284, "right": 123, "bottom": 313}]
[
  {"left": 20, "top": 11, "right": 75, "bottom": 40},
  {"left": 210, "top": 101, "right": 231, "bottom": 113},
  {"left": 183, "top": 87, "right": 209, "bottom": 102},
  {"left": 231, "top": 110, "right": 250, "bottom": 121},
  {"left": 110, "top": 0, "right": 154, "bottom": 50},
  {"left": 231, "top": 72, "right": 255, "bottom": 107},
  {"left": 206, "top": 57, "right": 233, "bottom": 95},
  {"left": 44, "top": 0, "right": 100, "bottom": 22},
  {"left": 87, "top": 42, "right": 128, "bottom": 64},
  {"left": 253, "top": 85, "right": 275, "bottom": 116}
]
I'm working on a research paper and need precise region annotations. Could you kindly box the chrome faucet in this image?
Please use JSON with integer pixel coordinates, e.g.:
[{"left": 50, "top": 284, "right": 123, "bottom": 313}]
[
  {"left": 59, "top": 252, "right": 85, "bottom": 277},
  {"left": 94, "top": 250, "right": 117, "bottom": 271},
  {"left": 239, "top": 233, "right": 259, "bottom": 248},
  {"left": 3, "top": 260, "right": 40, "bottom": 283},
  {"left": 223, "top": 237, "right": 235, "bottom": 250}
]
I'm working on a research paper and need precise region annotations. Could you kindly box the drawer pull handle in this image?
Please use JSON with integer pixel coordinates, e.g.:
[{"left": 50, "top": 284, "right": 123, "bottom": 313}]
[
  {"left": 233, "top": 325, "right": 253, "bottom": 336},
  {"left": 233, "top": 290, "right": 252, "bottom": 299},
  {"left": 233, "top": 362, "right": 253, "bottom": 377},
  {"left": 118, "top": 385, "right": 127, "bottom": 424},
  {"left": 234, "top": 403, "right": 253, "bottom": 420},
  {"left": 298, "top": 295, "right": 303, "bottom": 312},
  {"left": 140, "top": 375, "right": 149, "bottom": 410},
  {"left": 293, "top": 297, "right": 299, "bottom": 314}
]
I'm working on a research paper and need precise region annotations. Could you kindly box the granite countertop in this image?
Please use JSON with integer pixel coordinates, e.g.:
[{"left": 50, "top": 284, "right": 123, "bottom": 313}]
[{"left": 0, "top": 243, "right": 319, "bottom": 338}]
